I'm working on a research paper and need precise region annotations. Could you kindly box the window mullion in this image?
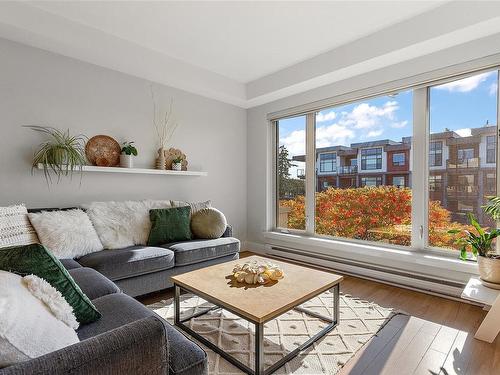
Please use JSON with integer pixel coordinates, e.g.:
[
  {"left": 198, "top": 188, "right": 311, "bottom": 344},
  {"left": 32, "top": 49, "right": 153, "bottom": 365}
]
[
  {"left": 305, "top": 113, "right": 316, "bottom": 235},
  {"left": 412, "top": 87, "right": 429, "bottom": 250}
]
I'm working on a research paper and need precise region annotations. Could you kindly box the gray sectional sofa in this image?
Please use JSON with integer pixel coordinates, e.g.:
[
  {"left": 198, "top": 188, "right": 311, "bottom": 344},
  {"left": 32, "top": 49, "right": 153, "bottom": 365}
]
[
  {"left": 0, "top": 263, "right": 208, "bottom": 375},
  {"left": 75, "top": 225, "right": 240, "bottom": 297},
  {"left": 0, "top": 207, "right": 241, "bottom": 374}
]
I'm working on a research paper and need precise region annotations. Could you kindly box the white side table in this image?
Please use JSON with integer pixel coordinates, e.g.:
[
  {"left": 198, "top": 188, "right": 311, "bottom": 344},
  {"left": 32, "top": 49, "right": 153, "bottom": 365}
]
[{"left": 461, "top": 276, "right": 500, "bottom": 343}]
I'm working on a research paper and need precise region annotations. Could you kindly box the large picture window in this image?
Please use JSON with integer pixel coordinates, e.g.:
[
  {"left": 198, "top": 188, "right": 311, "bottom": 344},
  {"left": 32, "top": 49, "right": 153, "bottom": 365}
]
[
  {"left": 274, "top": 68, "right": 499, "bottom": 257},
  {"left": 428, "top": 70, "right": 498, "bottom": 250}
]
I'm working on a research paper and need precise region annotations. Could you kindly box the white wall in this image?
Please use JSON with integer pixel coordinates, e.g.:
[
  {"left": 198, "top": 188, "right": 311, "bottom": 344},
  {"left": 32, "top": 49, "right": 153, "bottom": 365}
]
[
  {"left": 246, "top": 33, "right": 500, "bottom": 282},
  {"left": 0, "top": 38, "right": 247, "bottom": 240}
]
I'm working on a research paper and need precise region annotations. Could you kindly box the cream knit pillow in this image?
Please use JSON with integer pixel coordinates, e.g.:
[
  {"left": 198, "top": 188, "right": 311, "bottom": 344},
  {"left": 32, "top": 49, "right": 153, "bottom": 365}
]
[{"left": 0, "top": 205, "right": 38, "bottom": 249}]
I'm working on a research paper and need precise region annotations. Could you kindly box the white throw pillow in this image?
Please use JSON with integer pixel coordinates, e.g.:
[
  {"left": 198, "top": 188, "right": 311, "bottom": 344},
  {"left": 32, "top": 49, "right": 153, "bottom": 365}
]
[
  {"left": 0, "top": 271, "right": 79, "bottom": 368},
  {"left": 85, "top": 200, "right": 172, "bottom": 249},
  {"left": 0, "top": 204, "right": 38, "bottom": 249},
  {"left": 28, "top": 209, "right": 103, "bottom": 259},
  {"left": 171, "top": 200, "right": 211, "bottom": 216}
]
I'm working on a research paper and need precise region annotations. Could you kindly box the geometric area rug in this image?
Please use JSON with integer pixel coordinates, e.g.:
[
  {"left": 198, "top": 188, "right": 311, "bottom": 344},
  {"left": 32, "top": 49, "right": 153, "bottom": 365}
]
[{"left": 148, "top": 291, "right": 404, "bottom": 374}]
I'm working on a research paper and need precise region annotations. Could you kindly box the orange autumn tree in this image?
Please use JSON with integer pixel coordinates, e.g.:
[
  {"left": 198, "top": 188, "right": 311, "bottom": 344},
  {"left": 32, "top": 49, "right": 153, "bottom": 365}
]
[{"left": 280, "top": 186, "right": 471, "bottom": 249}]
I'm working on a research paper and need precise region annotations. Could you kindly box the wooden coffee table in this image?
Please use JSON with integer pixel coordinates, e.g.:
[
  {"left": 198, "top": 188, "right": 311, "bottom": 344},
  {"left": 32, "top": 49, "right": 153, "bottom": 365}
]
[{"left": 171, "top": 255, "right": 343, "bottom": 375}]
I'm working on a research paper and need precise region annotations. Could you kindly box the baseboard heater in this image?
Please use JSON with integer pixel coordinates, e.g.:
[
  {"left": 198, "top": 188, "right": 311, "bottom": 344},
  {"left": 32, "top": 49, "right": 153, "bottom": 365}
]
[{"left": 267, "top": 245, "right": 472, "bottom": 303}]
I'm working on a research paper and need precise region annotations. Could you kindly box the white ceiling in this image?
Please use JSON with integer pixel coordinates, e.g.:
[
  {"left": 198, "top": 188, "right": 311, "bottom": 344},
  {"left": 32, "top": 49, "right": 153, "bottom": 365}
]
[
  {"left": 26, "top": 1, "right": 445, "bottom": 83},
  {"left": 1, "top": 1, "right": 500, "bottom": 108}
]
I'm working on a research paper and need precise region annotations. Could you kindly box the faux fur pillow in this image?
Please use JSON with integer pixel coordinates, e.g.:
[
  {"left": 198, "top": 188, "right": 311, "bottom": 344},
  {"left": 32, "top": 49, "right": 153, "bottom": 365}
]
[
  {"left": 28, "top": 209, "right": 103, "bottom": 258},
  {"left": 0, "top": 204, "right": 38, "bottom": 249},
  {"left": 85, "top": 200, "right": 172, "bottom": 249},
  {"left": 0, "top": 271, "right": 79, "bottom": 368}
]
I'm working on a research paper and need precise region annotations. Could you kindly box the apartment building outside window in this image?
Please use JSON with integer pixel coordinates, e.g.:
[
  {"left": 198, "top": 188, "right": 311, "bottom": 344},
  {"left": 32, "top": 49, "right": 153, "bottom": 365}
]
[
  {"left": 361, "top": 148, "right": 382, "bottom": 170},
  {"left": 319, "top": 152, "right": 336, "bottom": 172},
  {"left": 429, "top": 141, "right": 443, "bottom": 166},
  {"left": 275, "top": 68, "right": 498, "bottom": 256},
  {"left": 392, "top": 153, "right": 405, "bottom": 166}
]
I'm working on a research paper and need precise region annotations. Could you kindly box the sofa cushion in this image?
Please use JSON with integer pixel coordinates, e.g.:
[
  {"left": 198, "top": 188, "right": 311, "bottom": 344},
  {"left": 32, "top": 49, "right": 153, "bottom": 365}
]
[
  {"left": 60, "top": 258, "right": 83, "bottom": 270},
  {"left": 78, "top": 293, "right": 207, "bottom": 375},
  {"left": 68, "top": 267, "right": 121, "bottom": 300},
  {"left": 164, "top": 237, "right": 240, "bottom": 267},
  {"left": 77, "top": 246, "right": 175, "bottom": 281}
]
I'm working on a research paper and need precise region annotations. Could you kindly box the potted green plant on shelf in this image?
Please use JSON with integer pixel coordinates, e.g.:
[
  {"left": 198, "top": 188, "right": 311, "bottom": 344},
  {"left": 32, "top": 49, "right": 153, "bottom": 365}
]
[
  {"left": 120, "top": 141, "right": 138, "bottom": 168},
  {"left": 172, "top": 155, "right": 183, "bottom": 171},
  {"left": 449, "top": 209, "right": 500, "bottom": 288},
  {"left": 25, "top": 125, "right": 87, "bottom": 184}
]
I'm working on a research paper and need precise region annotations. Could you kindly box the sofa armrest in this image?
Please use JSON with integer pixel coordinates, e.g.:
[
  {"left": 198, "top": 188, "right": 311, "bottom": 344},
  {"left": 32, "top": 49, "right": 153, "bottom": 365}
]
[
  {"left": 0, "top": 316, "right": 168, "bottom": 375},
  {"left": 222, "top": 224, "right": 233, "bottom": 238}
]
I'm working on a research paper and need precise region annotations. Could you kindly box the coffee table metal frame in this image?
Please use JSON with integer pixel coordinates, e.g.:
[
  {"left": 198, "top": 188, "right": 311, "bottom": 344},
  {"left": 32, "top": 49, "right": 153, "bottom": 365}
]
[{"left": 174, "top": 283, "right": 340, "bottom": 375}]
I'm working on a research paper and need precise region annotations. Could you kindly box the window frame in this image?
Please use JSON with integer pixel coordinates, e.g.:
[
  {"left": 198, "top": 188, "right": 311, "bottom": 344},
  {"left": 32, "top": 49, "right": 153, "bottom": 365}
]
[
  {"left": 487, "top": 135, "right": 496, "bottom": 164},
  {"left": 270, "top": 66, "right": 500, "bottom": 257},
  {"left": 429, "top": 141, "right": 443, "bottom": 167},
  {"left": 392, "top": 153, "right": 406, "bottom": 166},
  {"left": 360, "top": 147, "right": 383, "bottom": 170},
  {"left": 318, "top": 152, "right": 337, "bottom": 173}
]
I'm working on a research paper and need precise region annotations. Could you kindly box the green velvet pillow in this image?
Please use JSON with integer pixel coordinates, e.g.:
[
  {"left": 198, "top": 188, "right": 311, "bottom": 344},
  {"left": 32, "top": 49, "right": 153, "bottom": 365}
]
[
  {"left": 0, "top": 243, "right": 101, "bottom": 325},
  {"left": 148, "top": 206, "right": 192, "bottom": 246}
]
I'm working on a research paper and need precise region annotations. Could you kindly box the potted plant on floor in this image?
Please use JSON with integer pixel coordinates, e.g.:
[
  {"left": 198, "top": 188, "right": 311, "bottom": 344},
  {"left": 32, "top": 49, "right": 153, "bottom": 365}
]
[
  {"left": 449, "top": 209, "right": 500, "bottom": 288},
  {"left": 120, "top": 141, "right": 138, "bottom": 168},
  {"left": 25, "top": 125, "right": 87, "bottom": 184}
]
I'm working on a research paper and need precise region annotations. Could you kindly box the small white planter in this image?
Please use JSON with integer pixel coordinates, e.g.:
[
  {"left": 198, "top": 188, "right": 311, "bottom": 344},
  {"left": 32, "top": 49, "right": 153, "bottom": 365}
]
[
  {"left": 172, "top": 162, "right": 182, "bottom": 171},
  {"left": 120, "top": 154, "right": 134, "bottom": 168},
  {"left": 478, "top": 255, "right": 500, "bottom": 287}
]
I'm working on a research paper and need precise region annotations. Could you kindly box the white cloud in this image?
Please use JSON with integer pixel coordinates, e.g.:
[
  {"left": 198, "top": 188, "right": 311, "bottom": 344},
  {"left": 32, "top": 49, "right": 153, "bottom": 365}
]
[
  {"left": 489, "top": 82, "right": 498, "bottom": 96},
  {"left": 279, "top": 129, "right": 305, "bottom": 157},
  {"left": 367, "top": 129, "right": 384, "bottom": 138},
  {"left": 341, "top": 101, "right": 398, "bottom": 129},
  {"left": 315, "top": 123, "right": 355, "bottom": 148},
  {"left": 391, "top": 120, "right": 408, "bottom": 129},
  {"left": 280, "top": 99, "right": 407, "bottom": 154},
  {"left": 316, "top": 110, "right": 336, "bottom": 123},
  {"left": 435, "top": 72, "right": 493, "bottom": 93},
  {"left": 455, "top": 128, "right": 471, "bottom": 137}
]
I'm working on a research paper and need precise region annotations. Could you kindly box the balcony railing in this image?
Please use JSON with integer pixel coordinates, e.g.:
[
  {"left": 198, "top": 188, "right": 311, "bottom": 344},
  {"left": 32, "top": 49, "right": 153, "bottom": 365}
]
[
  {"left": 338, "top": 165, "right": 358, "bottom": 175},
  {"left": 447, "top": 158, "right": 479, "bottom": 169}
]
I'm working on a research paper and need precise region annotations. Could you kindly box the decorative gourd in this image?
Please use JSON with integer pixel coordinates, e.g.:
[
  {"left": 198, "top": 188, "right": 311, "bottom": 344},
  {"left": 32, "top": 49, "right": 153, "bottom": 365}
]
[{"left": 232, "top": 261, "right": 284, "bottom": 285}]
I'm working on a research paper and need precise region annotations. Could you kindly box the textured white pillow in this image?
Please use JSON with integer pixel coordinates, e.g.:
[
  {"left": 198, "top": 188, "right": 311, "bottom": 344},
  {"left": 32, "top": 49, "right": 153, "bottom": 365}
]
[
  {"left": 0, "top": 271, "right": 79, "bottom": 367},
  {"left": 191, "top": 207, "right": 227, "bottom": 239},
  {"left": 0, "top": 204, "right": 38, "bottom": 249},
  {"left": 28, "top": 209, "right": 103, "bottom": 259},
  {"left": 85, "top": 200, "right": 172, "bottom": 249},
  {"left": 171, "top": 200, "right": 211, "bottom": 216}
]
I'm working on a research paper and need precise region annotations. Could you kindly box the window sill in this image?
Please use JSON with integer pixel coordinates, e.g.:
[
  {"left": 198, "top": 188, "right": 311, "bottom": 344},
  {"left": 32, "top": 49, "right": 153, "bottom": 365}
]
[{"left": 263, "top": 231, "right": 479, "bottom": 277}]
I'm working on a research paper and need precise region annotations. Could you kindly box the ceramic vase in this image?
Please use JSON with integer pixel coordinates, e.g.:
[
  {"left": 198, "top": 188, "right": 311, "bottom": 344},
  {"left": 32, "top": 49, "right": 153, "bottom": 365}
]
[
  {"left": 120, "top": 154, "right": 134, "bottom": 168},
  {"left": 478, "top": 255, "right": 500, "bottom": 288},
  {"left": 172, "top": 162, "right": 182, "bottom": 171}
]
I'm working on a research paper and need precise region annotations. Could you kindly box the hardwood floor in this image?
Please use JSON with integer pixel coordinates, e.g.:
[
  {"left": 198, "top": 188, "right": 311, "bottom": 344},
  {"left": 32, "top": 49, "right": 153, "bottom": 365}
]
[{"left": 138, "top": 252, "right": 499, "bottom": 375}]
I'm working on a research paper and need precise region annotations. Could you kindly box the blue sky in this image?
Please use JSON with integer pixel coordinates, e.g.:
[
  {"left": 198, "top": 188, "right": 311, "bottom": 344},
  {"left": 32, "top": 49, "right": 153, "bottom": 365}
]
[{"left": 279, "top": 70, "right": 498, "bottom": 157}]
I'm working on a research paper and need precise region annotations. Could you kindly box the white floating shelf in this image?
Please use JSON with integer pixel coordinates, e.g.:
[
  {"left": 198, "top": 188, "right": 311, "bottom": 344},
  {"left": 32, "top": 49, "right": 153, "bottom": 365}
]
[{"left": 37, "top": 164, "right": 207, "bottom": 177}]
